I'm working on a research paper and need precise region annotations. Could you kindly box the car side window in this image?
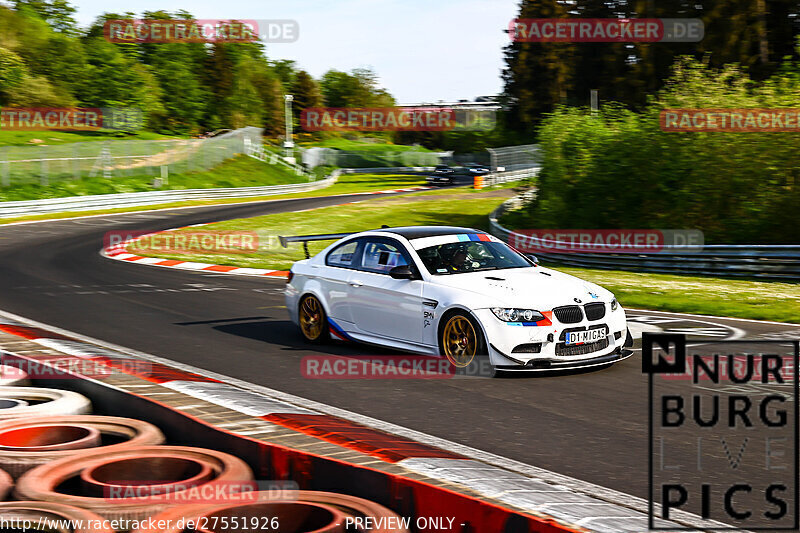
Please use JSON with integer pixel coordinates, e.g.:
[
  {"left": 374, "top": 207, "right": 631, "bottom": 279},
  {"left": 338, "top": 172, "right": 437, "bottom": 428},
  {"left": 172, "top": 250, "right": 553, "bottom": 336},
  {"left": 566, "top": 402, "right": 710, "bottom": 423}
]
[
  {"left": 326, "top": 240, "right": 359, "bottom": 268},
  {"left": 359, "top": 240, "right": 410, "bottom": 274}
]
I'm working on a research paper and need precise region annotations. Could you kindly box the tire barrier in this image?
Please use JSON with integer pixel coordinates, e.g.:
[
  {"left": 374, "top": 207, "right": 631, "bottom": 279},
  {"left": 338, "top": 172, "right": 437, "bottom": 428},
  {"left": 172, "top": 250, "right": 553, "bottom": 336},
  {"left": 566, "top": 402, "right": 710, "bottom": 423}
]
[
  {"left": 0, "top": 399, "right": 28, "bottom": 410},
  {"left": 0, "top": 466, "right": 11, "bottom": 500},
  {"left": 134, "top": 491, "right": 409, "bottom": 533},
  {"left": 0, "top": 387, "right": 91, "bottom": 420},
  {"left": 15, "top": 446, "right": 254, "bottom": 521},
  {"left": 0, "top": 502, "right": 114, "bottom": 532},
  {"left": 0, "top": 416, "right": 165, "bottom": 478},
  {"left": 0, "top": 365, "right": 29, "bottom": 386}
]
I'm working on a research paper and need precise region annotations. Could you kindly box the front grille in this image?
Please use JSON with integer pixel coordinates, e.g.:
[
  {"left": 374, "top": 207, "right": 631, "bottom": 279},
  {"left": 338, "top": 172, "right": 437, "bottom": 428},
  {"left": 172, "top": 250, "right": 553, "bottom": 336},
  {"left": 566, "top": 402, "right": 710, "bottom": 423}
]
[
  {"left": 553, "top": 305, "right": 583, "bottom": 324},
  {"left": 584, "top": 303, "right": 606, "bottom": 321},
  {"left": 555, "top": 337, "right": 610, "bottom": 357},
  {"left": 512, "top": 343, "right": 542, "bottom": 354}
]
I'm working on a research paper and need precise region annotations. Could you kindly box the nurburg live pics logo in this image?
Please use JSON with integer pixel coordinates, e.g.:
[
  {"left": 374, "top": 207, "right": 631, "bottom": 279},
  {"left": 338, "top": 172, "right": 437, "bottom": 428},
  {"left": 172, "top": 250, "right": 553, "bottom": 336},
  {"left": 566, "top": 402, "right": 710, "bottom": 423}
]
[{"left": 643, "top": 333, "right": 800, "bottom": 530}]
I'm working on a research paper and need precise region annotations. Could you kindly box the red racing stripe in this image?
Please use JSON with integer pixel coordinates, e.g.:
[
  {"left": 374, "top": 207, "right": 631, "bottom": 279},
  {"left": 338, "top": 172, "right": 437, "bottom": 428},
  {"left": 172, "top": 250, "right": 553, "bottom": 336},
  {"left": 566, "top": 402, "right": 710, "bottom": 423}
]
[
  {"left": 0, "top": 324, "right": 72, "bottom": 340},
  {"left": 202, "top": 265, "right": 238, "bottom": 272},
  {"left": 262, "top": 271, "right": 290, "bottom": 277}
]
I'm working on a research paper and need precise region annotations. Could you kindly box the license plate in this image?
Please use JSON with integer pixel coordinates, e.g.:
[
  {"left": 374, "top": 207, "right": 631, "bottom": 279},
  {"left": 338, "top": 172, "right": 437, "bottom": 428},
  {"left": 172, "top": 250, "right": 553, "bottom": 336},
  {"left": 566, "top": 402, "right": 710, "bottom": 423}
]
[{"left": 566, "top": 327, "right": 607, "bottom": 345}]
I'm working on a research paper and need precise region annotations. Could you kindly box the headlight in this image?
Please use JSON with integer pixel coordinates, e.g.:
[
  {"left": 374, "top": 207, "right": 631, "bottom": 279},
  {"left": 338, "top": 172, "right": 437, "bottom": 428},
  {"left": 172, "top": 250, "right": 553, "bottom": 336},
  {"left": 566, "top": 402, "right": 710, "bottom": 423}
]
[
  {"left": 610, "top": 298, "right": 619, "bottom": 311},
  {"left": 491, "top": 308, "right": 545, "bottom": 322}
]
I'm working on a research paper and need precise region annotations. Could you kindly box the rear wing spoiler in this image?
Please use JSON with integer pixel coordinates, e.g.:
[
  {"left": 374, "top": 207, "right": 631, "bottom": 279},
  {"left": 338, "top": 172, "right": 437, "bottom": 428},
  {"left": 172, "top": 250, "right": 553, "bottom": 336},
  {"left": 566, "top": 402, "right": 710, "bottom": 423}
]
[{"left": 278, "top": 233, "right": 354, "bottom": 259}]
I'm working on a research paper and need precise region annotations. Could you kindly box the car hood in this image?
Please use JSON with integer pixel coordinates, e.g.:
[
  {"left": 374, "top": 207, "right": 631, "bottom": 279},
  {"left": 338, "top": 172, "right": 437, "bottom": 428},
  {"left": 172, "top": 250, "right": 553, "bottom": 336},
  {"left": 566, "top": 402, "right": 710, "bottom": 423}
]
[{"left": 430, "top": 266, "right": 612, "bottom": 309}]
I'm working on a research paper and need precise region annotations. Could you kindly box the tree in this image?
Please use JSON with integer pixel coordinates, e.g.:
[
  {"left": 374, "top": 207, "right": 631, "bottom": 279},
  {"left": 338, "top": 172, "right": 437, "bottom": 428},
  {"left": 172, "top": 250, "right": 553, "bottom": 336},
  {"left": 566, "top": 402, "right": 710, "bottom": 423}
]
[
  {"left": 319, "top": 67, "right": 393, "bottom": 107},
  {"left": 271, "top": 59, "right": 297, "bottom": 89},
  {"left": 13, "top": 0, "right": 76, "bottom": 33},
  {"left": 290, "top": 70, "right": 322, "bottom": 121},
  {"left": 137, "top": 11, "right": 210, "bottom": 133},
  {"left": 502, "top": 0, "right": 573, "bottom": 131},
  {"left": 503, "top": 0, "right": 800, "bottom": 133},
  {"left": 256, "top": 75, "right": 285, "bottom": 136},
  {"left": 0, "top": 47, "right": 28, "bottom": 103}
]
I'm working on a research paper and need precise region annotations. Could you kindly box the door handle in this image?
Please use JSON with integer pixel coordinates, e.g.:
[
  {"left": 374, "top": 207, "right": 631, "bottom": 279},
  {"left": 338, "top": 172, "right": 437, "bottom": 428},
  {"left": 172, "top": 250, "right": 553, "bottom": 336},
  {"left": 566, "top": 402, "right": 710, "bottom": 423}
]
[{"left": 349, "top": 280, "right": 363, "bottom": 287}]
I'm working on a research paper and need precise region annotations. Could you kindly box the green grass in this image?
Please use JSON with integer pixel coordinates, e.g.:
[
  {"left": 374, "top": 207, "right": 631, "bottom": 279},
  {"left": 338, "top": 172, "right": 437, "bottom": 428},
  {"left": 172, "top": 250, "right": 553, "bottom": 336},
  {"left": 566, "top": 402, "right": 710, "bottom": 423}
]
[
  {"left": 126, "top": 185, "right": 516, "bottom": 270},
  {"left": 552, "top": 266, "right": 800, "bottom": 324},
  {"left": 0, "top": 130, "right": 178, "bottom": 146},
  {"left": 0, "top": 172, "right": 428, "bottom": 225},
  {"left": 0, "top": 155, "right": 304, "bottom": 202}
]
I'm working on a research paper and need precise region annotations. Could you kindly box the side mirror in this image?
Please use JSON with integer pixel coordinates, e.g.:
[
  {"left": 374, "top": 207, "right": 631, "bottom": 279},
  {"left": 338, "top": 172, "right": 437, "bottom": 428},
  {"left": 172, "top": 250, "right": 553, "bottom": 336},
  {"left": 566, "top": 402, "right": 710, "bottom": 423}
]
[
  {"left": 528, "top": 255, "right": 540, "bottom": 266},
  {"left": 389, "top": 265, "right": 418, "bottom": 280}
]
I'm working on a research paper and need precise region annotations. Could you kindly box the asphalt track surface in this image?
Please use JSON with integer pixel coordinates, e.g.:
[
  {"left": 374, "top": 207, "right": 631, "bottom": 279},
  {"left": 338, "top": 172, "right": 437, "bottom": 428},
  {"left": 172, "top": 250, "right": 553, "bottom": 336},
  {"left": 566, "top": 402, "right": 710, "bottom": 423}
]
[{"left": 1, "top": 185, "right": 798, "bottom": 518}]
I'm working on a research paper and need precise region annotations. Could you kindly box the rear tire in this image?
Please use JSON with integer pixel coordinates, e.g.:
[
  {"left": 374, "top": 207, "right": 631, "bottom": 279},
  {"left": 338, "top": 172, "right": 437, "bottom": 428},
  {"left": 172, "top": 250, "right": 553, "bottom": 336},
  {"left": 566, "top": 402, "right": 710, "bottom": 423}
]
[{"left": 298, "top": 295, "right": 330, "bottom": 344}]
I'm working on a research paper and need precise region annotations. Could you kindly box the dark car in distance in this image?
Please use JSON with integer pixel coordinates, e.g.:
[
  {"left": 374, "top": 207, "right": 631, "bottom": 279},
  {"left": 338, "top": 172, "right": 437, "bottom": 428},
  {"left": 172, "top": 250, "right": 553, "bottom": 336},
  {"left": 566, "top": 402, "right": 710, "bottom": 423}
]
[{"left": 427, "top": 165, "right": 457, "bottom": 185}]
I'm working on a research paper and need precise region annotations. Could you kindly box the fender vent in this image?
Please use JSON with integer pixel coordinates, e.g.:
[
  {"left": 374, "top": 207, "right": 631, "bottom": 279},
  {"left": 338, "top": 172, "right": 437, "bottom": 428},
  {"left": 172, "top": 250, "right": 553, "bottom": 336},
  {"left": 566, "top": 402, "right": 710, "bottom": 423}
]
[{"left": 512, "top": 343, "right": 542, "bottom": 354}]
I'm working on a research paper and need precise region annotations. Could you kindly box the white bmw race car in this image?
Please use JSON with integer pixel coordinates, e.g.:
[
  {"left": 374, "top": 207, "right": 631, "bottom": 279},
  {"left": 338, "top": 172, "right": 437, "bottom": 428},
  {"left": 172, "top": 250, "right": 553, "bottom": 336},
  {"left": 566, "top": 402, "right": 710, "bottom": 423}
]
[{"left": 285, "top": 226, "right": 633, "bottom": 373}]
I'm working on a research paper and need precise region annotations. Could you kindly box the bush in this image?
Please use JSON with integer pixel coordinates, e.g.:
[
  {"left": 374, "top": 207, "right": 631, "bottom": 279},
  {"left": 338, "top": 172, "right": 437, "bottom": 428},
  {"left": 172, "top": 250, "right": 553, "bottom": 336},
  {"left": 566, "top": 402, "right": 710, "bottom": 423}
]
[{"left": 523, "top": 58, "right": 800, "bottom": 244}]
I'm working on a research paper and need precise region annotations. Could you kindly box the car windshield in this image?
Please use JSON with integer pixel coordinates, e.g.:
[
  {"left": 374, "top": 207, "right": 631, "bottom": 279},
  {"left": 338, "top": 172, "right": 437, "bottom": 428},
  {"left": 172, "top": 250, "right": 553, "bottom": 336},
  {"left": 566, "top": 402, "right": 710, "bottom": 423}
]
[{"left": 417, "top": 241, "right": 533, "bottom": 275}]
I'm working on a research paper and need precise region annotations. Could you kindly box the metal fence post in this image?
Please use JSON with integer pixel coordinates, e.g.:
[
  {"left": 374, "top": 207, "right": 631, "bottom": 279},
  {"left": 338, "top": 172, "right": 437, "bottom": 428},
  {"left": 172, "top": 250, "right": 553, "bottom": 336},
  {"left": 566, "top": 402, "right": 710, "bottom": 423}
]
[
  {"left": 1, "top": 148, "right": 8, "bottom": 187},
  {"left": 40, "top": 147, "right": 48, "bottom": 186},
  {"left": 73, "top": 143, "right": 80, "bottom": 180}
]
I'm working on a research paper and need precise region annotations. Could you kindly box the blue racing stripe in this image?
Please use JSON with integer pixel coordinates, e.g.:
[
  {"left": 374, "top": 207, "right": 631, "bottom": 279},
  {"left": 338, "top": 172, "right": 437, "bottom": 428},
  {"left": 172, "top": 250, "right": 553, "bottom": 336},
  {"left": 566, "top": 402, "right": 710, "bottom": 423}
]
[{"left": 327, "top": 318, "right": 355, "bottom": 342}]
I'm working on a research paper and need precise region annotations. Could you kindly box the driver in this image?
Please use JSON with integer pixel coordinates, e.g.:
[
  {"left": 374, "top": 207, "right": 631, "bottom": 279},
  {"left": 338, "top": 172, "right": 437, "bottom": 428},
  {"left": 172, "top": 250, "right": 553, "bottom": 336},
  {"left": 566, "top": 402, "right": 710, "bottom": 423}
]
[{"left": 446, "top": 245, "right": 471, "bottom": 272}]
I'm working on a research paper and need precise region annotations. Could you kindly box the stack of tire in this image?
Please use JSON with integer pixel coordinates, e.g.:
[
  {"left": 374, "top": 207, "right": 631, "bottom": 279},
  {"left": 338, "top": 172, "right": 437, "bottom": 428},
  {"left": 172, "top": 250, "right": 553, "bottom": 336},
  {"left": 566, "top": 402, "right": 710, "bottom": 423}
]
[{"left": 0, "top": 384, "right": 408, "bottom": 531}]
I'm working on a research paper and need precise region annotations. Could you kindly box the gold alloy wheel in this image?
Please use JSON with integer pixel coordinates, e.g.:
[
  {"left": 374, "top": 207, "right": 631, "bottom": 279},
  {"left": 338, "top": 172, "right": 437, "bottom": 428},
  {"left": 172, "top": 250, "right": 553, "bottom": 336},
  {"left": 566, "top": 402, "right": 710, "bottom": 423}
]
[
  {"left": 442, "top": 315, "right": 477, "bottom": 367},
  {"left": 299, "top": 296, "right": 324, "bottom": 341}
]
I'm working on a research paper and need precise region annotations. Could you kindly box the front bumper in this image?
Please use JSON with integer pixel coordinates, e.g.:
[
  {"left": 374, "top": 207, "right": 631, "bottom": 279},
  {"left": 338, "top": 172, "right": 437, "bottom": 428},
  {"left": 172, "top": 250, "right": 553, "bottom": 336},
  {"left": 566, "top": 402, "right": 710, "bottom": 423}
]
[
  {"left": 473, "top": 307, "right": 629, "bottom": 369},
  {"left": 491, "top": 347, "right": 634, "bottom": 371}
]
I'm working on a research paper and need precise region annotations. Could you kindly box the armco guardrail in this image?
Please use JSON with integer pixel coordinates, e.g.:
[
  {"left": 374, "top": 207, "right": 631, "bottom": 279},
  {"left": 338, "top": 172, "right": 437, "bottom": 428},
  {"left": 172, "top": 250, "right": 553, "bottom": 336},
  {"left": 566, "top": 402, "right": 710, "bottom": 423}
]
[
  {"left": 0, "top": 175, "right": 335, "bottom": 218},
  {"left": 0, "top": 167, "right": 438, "bottom": 219},
  {"left": 490, "top": 192, "right": 800, "bottom": 281},
  {"left": 483, "top": 167, "right": 540, "bottom": 187},
  {"left": 341, "top": 166, "right": 435, "bottom": 175}
]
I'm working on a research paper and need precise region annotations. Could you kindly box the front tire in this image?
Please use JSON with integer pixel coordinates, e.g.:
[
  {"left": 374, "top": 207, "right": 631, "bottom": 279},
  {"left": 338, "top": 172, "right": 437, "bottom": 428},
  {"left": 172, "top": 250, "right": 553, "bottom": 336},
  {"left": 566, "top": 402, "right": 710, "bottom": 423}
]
[
  {"left": 438, "top": 311, "right": 486, "bottom": 369},
  {"left": 298, "top": 295, "right": 330, "bottom": 344}
]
